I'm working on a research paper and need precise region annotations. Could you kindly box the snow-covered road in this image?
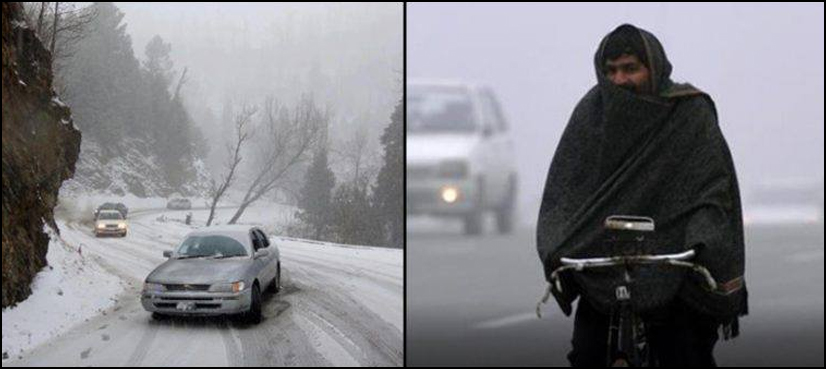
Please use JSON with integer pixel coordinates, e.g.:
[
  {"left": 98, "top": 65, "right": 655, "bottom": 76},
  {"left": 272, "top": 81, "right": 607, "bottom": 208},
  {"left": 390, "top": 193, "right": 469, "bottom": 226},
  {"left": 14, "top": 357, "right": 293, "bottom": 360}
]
[{"left": 3, "top": 206, "right": 403, "bottom": 366}]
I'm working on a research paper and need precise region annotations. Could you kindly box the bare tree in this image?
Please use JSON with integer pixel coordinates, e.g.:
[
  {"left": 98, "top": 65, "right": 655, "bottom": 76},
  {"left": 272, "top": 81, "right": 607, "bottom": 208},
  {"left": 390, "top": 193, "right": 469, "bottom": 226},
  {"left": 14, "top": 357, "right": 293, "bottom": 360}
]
[
  {"left": 206, "top": 105, "right": 256, "bottom": 226},
  {"left": 227, "top": 96, "right": 324, "bottom": 224},
  {"left": 36, "top": 2, "right": 47, "bottom": 35},
  {"left": 332, "top": 123, "right": 380, "bottom": 191},
  {"left": 22, "top": 3, "right": 97, "bottom": 71}
]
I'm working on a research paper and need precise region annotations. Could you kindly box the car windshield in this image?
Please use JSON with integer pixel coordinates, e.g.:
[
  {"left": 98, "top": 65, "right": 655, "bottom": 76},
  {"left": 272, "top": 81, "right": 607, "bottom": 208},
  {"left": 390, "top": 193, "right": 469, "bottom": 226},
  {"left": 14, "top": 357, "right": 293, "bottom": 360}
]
[
  {"left": 408, "top": 86, "right": 477, "bottom": 133},
  {"left": 176, "top": 235, "right": 248, "bottom": 259},
  {"left": 98, "top": 212, "right": 122, "bottom": 220}
]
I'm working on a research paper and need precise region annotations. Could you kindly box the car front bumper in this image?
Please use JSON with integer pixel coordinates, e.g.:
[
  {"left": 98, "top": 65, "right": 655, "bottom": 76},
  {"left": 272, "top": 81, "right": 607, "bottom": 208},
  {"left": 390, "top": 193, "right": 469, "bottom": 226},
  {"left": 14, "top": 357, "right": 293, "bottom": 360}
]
[
  {"left": 141, "top": 289, "right": 252, "bottom": 316},
  {"left": 95, "top": 228, "right": 127, "bottom": 236}
]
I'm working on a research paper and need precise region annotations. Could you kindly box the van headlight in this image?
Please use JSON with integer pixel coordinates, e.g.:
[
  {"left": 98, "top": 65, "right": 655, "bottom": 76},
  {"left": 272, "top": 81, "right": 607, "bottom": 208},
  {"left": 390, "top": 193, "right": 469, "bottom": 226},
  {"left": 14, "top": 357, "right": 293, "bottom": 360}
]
[{"left": 441, "top": 186, "right": 460, "bottom": 204}]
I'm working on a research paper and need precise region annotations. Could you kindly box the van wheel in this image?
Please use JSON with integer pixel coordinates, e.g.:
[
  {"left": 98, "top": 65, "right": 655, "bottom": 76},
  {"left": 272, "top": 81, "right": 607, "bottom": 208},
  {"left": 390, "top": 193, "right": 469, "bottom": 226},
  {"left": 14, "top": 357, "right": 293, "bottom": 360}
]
[
  {"left": 495, "top": 175, "right": 516, "bottom": 234},
  {"left": 463, "top": 213, "right": 482, "bottom": 235},
  {"left": 464, "top": 178, "right": 485, "bottom": 236}
]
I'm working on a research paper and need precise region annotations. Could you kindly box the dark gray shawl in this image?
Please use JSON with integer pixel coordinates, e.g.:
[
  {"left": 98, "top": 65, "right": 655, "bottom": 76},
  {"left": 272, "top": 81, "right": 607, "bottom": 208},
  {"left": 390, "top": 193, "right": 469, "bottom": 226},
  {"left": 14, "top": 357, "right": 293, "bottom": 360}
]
[{"left": 536, "top": 24, "right": 747, "bottom": 327}]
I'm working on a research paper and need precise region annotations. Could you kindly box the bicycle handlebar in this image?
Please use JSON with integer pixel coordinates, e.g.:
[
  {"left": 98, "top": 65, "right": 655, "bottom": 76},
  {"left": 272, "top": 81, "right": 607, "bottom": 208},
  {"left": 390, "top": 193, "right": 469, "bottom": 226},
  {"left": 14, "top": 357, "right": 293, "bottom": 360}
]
[
  {"left": 559, "top": 249, "right": 697, "bottom": 267},
  {"left": 536, "top": 249, "right": 720, "bottom": 318},
  {"left": 550, "top": 249, "right": 717, "bottom": 291}
]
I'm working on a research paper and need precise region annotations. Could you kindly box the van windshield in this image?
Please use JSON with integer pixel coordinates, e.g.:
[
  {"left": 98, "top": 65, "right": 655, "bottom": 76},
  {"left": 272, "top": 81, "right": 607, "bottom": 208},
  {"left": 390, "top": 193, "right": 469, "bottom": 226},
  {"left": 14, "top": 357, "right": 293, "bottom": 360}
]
[{"left": 408, "top": 86, "right": 477, "bottom": 133}]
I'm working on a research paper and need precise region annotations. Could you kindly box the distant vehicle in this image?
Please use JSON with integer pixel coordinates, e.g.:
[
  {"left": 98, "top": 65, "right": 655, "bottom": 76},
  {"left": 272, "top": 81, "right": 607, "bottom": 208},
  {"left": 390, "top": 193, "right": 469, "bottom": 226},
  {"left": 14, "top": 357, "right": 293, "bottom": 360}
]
[
  {"left": 95, "top": 202, "right": 128, "bottom": 219},
  {"left": 141, "top": 225, "right": 281, "bottom": 324},
  {"left": 743, "top": 181, "right": 824, "bottom": 227},
  {"left": 94, "top": 210, "right": 128, "bottom": 237},
  {"left": 166, "top": 198, "right": 192, "bottom": 210},
  {"left": 406, "top": 80, "right": 517, "bottom": 235}
]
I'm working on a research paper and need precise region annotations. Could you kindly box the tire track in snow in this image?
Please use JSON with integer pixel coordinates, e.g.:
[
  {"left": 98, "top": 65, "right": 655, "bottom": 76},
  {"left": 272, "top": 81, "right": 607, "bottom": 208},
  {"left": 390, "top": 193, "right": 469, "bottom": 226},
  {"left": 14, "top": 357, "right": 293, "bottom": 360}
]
[
  {"left": 285, "top": 261, "right": 403, "bottom": 366},
  {"left": 124, "top": 319, "right": 160, "bottom": 366}
]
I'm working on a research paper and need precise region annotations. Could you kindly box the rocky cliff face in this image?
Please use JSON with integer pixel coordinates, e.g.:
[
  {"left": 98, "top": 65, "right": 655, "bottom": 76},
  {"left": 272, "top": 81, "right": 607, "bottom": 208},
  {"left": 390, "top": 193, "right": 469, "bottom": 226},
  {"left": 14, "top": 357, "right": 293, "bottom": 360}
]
[{"left": 2, "top": 2, "right": 82, "bottom": 308}]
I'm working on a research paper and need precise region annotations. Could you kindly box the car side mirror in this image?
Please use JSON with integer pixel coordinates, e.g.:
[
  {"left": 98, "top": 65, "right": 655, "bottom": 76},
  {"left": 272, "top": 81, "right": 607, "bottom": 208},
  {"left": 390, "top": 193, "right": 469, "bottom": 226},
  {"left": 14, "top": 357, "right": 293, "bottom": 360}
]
[
  {"left": 163, "top": 250, "right": 172, "bottom": 258},
  {"left": 254, "top": 249, "right": 270, "bottom": 259}
]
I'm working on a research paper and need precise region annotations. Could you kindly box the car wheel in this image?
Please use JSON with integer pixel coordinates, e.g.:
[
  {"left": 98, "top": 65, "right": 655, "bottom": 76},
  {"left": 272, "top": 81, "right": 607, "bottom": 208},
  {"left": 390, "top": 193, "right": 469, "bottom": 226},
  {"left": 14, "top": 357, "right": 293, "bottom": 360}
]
[
  {"left": 151, "top": 312, "right": 167, "bottom": 321},
  {"left": 245, "top": 284, "right": 262, "bottom": 324}
]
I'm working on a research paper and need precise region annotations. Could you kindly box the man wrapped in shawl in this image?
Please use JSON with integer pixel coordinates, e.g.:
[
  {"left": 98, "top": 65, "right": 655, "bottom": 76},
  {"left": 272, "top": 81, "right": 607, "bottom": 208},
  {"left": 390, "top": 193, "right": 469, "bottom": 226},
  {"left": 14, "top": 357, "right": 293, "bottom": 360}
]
[{"left": 536, "top": 24, "right": 747, "bottom": 366}]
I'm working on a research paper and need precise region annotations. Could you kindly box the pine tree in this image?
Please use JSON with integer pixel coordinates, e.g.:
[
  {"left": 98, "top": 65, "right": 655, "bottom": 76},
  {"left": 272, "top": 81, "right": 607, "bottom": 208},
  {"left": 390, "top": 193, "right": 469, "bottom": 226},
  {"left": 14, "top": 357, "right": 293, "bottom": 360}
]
[
  {"left": 372, "top": 97, "right": 403, "bottom": 248},
  {"left": 61, "top": 2, "right": 142, "bottom": 149},
  {"left": 142, "top": 34, "right": 193, "bottom": 189},
  {"left": 331, "top": 183, "right": 381, "bottom": 246},
  {"left": 295, "top": 147, "right": 335, "bottom": 240},
  {"left": 58, "top": 3, "right": 204, "bottom": 196}
]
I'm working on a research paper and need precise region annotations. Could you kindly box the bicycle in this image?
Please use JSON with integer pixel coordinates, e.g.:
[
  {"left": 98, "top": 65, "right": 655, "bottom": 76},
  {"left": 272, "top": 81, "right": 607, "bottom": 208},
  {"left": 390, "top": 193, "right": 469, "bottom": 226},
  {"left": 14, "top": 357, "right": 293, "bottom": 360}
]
[{"left": 536, "top": 215, "right": 719, "bottom": 367}]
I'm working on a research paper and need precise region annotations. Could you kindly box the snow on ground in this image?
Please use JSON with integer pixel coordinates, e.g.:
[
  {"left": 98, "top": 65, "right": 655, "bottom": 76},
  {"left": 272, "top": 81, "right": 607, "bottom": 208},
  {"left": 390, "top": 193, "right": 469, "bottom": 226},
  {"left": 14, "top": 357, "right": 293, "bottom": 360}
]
[
  {"left": 3, "top": 198, "right": 403, "bottom": 366},
  {"left": 276, "top": 236, "right": 404, "bottom": 332},
  {"left": 2, "top": 224, "right": 124, "bottom": 361}
]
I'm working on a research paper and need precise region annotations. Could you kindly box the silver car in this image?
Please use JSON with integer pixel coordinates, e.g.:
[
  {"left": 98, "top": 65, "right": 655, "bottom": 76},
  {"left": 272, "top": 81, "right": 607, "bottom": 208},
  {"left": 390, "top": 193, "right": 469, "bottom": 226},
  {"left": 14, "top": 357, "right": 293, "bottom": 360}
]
[{"left": 141, "top": 225, "right": 281, "bottom": 324}]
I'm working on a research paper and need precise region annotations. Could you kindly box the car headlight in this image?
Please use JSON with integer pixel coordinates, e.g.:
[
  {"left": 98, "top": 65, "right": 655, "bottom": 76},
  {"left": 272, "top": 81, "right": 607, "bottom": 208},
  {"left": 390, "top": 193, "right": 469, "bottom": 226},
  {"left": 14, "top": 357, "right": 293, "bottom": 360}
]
[
  {"left": 438, "top": 161, "right": 468, "bottom": 179},
  {"left": 210, "top": 281, "right": 246, "bottom": 293},
  {"left": 96, "top": 223, "right": 105, "bottom": 229},
  {"left": 117, "top": 223, "right": 127, "bottom": 229},
  {"left": 441, "top": 186, "right": 460, "bottom": 203},
  {"left": 143, "top": 282, "right": 165, "bottom": 293}
]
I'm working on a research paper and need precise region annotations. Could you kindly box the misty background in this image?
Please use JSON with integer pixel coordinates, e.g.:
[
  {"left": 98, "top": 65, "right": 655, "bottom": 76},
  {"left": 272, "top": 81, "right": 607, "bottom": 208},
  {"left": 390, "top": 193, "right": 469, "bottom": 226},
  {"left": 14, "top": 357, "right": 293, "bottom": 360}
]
[
  {"left": 26, "top": 2, "right": 405, "bottom": 247},
  {"left": 408, "top": 2, "right": 825, "bottom": 225},
  {"left": 118, "top": 2, "right": 402, "bottom": 186}
]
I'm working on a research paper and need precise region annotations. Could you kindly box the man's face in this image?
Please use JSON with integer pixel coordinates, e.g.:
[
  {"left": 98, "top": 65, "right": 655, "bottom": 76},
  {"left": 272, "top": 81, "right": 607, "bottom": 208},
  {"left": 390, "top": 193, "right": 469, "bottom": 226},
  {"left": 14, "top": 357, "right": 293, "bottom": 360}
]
[{"left": 604, "top": 54, "right": 650, "bottom": 94}]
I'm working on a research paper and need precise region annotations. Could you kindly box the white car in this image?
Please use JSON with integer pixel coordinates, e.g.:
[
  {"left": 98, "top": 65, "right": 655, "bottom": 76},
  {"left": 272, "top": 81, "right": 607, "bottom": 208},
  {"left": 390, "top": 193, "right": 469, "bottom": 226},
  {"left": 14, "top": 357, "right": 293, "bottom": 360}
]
[
  {"left": 407, "top": 80, "right": 517, "bottom": 235},
  {"left": 94, "top": 210, "right": 128, "bottom": 237}
]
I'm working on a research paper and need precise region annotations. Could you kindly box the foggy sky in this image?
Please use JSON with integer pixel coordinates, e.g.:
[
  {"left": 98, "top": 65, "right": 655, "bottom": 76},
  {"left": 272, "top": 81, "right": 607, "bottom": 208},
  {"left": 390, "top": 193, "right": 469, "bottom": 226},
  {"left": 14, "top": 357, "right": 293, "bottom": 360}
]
[
  {"left": 115, "top": 2, "right": 403, "bottom": 183},
  {"left": 407, "top": 3, "right": 825, "bottom": 224}
]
